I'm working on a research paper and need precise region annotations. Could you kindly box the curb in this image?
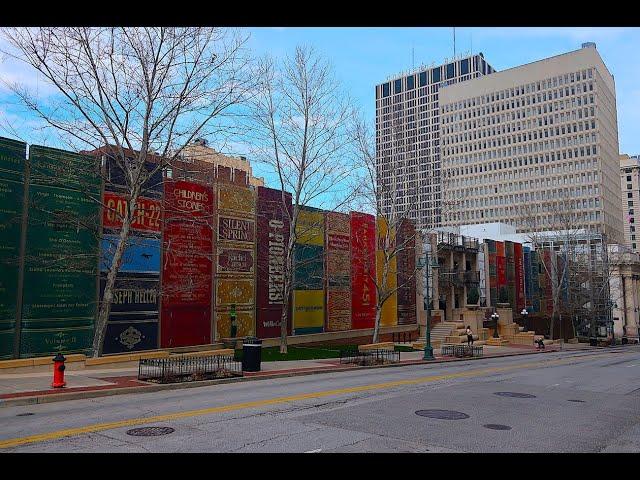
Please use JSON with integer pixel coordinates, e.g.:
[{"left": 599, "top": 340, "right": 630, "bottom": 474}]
[{"left": 0, "top": 348, "right": 559, "bottom": 408}]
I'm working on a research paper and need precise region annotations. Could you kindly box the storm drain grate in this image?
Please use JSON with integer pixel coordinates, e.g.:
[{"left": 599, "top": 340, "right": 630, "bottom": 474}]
[
  {"left": 494, "top": 392, "right": 537, "bottom": 399},
  {"left": 16, "top": 412, "right": 34, "bottom": 417},
  {"left": 415, "top": 409, "right": 470, "bottom": 420},
  {"left": 567, "top": 399, "right": 586, "bottom": 403},
  {"left": 126, "top": 426, "right": 175, "bottom": 437},
  {"left": 483, "top": 424, "right": 512, "bottom": 431}
]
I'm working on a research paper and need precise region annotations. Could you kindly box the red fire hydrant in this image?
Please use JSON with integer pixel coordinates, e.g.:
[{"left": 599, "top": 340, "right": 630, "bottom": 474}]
[{"left": 52, "top": 353, "right": 66, "bottom": 388}]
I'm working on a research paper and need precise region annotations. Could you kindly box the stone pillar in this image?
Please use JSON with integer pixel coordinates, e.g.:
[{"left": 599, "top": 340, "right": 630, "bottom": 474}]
[{"left": 496, "top": 304, "right": 514, "bottom": 325}]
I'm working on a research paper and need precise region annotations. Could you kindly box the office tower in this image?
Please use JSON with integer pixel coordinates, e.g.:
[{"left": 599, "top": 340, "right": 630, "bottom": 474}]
[
  {"left": 375, "top": 54, "right": 496, "bottom": 231},
  {"left": 439, "top": 42, "right": 624, "bottom": 245}
]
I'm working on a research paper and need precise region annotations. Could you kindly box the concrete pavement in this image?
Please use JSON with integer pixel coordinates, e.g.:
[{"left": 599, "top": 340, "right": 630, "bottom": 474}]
[{"left": 1, "top": 346, "right": 638, "bottom": 452}]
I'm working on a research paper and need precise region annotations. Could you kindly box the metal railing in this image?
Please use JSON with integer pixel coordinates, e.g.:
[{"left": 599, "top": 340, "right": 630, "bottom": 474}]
[
  {"left": 464, "top": 237, "right": 479, "bottom": 251},
  {"left": 138, "top": 354, "right": 242, "bottom": 383},
  {"left": 441, "top": 345, "right": 483, "bottom": 358},
  {"left": 439, "top": 269, "right": 464, "bottom": 287},
  {"left": 439, "top": 269, "right": 480, "bottom": 287},
  {"left": 392, "top": 331, "right": 412, "bottom": 343},
  {"left": 339, "top": 348, "right": 400, "bottom": 366}
]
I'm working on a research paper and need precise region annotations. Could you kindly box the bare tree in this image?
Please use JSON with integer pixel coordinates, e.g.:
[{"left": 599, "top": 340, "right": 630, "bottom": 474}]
[
  {"left": 249, "top": 46, "right": 354, "bottom": 353},
  {"left": 2, "top": 27, "right": 254, "bottom": 356},
  {"left": 519, "top": 195, "right": 608, "bottom": 342},
  {"left": 350, "top": 113, "right": 424, "bottom": 343}
]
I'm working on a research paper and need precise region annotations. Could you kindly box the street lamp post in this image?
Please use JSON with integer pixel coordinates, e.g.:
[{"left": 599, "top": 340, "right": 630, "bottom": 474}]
[
  {"left": 422, "top": 250, "right": 436, "bottom": 361},
  {"left": 491, "top": 311, "right": 500, "bottom": 338}
]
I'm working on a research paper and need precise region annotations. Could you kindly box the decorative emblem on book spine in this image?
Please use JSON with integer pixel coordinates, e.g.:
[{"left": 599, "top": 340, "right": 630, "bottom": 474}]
[{"left": 118, "top": 326, "right": 144, "bottom": 350}]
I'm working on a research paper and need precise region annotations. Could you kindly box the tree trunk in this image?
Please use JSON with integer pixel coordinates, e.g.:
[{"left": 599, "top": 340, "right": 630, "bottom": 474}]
[
  {"left": 92, "top": 194, "right": 137, "bottom": 357},
  {"left": 279, "top": 231, "right": 296, "bottom": 355},
  {"left": 372, "top": 307, "right": 382, "bottom": 344},
  {"left": 549, "top": 303, "right": 556, "bottom": 340},
  {"left": 279, "top": 278, "right": 290, "bottom": 355}
]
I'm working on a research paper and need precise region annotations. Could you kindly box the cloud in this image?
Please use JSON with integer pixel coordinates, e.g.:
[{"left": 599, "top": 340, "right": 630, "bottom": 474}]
[{"left": 0, "top": 36, "right": 59, "bottom": 98}]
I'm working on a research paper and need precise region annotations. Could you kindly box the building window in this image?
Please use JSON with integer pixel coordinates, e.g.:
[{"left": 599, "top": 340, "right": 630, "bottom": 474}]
[
  {"left": 446, "top": 63, "right": 455, "bottom": 80},
  {"left": 394, "top": 79, "right": 402, "bottom": 94},
  {"left": 460, "top": 58, "right": 469, "bottom": 75},
  {"left": 419, "top": 71, "right": 428, "bottom": 87},
  {"left": 432, "top": 67, "right": 441, "bottom": 83}
]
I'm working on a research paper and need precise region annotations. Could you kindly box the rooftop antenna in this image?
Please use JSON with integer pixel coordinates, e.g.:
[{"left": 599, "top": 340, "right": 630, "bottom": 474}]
[{"left": 412, "top": 43, "right": 415, "bottom": 70}]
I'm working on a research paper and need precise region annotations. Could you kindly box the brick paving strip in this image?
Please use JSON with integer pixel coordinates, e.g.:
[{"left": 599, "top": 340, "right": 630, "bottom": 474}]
[{"left": 0, "top": 346, "right": 564, "bottom": 408}]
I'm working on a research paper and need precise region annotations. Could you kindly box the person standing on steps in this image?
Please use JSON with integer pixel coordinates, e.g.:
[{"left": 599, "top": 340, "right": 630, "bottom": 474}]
[{"left": 466, "top": 325, "right": 474, "bottom": 347}]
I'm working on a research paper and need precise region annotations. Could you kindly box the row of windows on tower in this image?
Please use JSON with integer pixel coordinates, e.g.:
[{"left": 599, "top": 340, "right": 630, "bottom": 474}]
[{"left": 376, "top": 55, "right": 495, "bottom": 99}]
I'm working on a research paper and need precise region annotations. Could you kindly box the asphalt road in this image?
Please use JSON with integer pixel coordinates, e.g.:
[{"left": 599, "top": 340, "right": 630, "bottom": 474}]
[{"left": 1, "top": 347, "right": 639, "bottom": 452}]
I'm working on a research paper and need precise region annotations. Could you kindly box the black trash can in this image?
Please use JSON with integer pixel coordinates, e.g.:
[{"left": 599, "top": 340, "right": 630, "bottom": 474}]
[
  {"left": 242, "top": 337, "right": 262, "bottom": 372},
  {"left": 589, "top": 337, "right": 598, "bottom": 347}
]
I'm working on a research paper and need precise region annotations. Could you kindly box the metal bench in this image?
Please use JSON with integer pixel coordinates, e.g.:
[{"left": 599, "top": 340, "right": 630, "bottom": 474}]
[{"left": 441, "top": 344, "right": 483, "bottom": 358}]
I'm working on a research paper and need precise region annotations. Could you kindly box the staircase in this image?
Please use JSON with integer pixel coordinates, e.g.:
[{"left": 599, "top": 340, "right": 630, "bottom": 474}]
[
  {"left": 414, "top": 321, "right": 488, "bottom": 350},
  {"left": 501, "top": 324, "right": 536, "bottom": 346}
]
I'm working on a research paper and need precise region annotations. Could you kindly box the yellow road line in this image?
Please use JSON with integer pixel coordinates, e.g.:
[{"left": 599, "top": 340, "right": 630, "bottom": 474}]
[{"left": 0, "top": 350, "right": 625, "bottom": 449}]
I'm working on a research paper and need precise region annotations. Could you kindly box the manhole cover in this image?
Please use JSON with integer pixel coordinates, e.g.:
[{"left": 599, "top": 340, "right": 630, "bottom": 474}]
[
  {"left": 483, "top": 424, "right": 512, "bottom": 431},
  {"left": 16, "top": 412, "right": 34, "bottom": 417},
  {"left": 494, "top": 392, "right": 537, "bottom": 399},
  {"left": 415, "top": 409, "right": 470, "bottom": 420},
  {"left": 567, "top": 399, "right": 585, "bottom": 403},
  {"left": 126, "top": 426, "right": 175, "bottom": 437}
]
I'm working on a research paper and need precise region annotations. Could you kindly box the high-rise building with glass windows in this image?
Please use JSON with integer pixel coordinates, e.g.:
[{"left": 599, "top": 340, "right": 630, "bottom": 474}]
[
  {"left": 439, "top": 43, "right": 624, "bottom": 245},
  {"left": 375, "top": 54, "right": 496, "bottom": 231}
]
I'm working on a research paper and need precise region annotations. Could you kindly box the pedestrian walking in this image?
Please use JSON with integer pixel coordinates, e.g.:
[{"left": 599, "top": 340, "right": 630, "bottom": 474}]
[{"left": 466, "top": 325, "right": 474, "bottom": 347}]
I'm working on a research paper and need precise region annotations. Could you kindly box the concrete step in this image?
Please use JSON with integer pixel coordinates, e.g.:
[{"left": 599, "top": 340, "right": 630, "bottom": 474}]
[{"left": 486, "top": 337, "right": 510, "bottom": 346}]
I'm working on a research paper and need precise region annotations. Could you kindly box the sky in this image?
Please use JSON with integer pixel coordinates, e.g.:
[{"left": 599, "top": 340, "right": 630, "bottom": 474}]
[
  {"left": 246, "top": 26, "right": 640, "bottom": 155},
  {"left": 2, "top": 27, "right": 640, "bottom": 186}
]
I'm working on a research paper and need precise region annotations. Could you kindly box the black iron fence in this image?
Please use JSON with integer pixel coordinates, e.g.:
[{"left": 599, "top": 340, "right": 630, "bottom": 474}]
[
  {"left": 392, "top": 331, "right": 413, "bottom": 343},
  {"left": 441, "top": 344, "right": 483, "bottom": 358},
  {"left": 138, "top": 354, "right": 242, "bottom": 383},
  {"left": 339, "top": 348, "right": 400, "bottom": 366}
]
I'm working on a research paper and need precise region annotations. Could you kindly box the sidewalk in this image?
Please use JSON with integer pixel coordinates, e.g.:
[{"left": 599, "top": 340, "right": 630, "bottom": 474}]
[{"left": 0, "top": 344, "right": 558, "bottom": 407}]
